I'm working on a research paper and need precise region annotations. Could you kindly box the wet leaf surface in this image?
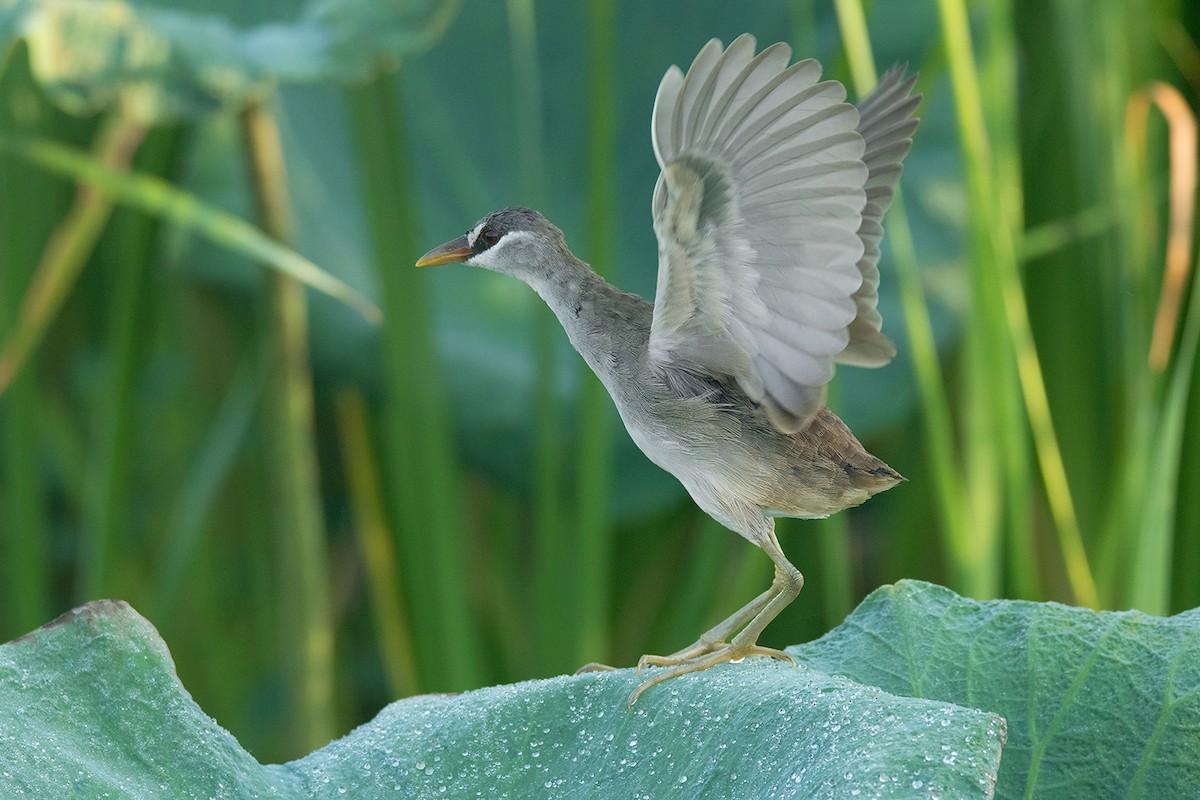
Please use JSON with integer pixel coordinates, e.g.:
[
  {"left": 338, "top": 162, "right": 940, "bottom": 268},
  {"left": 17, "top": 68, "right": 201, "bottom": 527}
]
[
  {"left": 0, "top": 588, "right": 1006, "bottom": 798},
  {"left": 790, "top": 580, "right": 1200, "bottom": 799}
]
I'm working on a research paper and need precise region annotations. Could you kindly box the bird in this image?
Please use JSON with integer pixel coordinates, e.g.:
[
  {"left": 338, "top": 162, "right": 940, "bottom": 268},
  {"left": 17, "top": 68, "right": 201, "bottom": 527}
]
[{"left": 417, "top": 34, "right": 919, "bottom": 705}]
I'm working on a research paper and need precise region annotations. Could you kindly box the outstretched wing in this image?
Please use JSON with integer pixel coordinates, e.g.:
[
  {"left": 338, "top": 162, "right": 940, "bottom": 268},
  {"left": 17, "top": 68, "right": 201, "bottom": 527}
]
[
  {"left": 837, "top": 66, "right": 921, "bottom": 367},
  {"left": 648, "top": 35, "right": 869, "bottom": 433}
]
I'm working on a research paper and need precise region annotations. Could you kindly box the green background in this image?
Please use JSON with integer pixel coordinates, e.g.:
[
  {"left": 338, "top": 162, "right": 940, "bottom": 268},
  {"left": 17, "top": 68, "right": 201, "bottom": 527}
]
[{"left": 1, "top": 0, "right": 1198, "bottom": 765}]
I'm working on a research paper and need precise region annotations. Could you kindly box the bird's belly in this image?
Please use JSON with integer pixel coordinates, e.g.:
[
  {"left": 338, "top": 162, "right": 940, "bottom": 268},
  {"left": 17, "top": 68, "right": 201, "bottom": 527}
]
[
  {"left": 612, "top": 390, "right": 886, "bottom": 522},
  {"left": 616, "top": 404, "right": 759, "bottom": 504},
  {"left": 618, "top": 408, "right": 785, "bottom": 544},
  {"left": 620, "top": 415, "right": 697, "bottom": 481}
]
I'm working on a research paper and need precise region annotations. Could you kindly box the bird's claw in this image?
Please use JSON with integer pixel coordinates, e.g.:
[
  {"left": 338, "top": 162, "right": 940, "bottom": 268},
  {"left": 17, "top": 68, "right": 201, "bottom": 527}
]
[
  {"left": 628, "top": 643, "right": 797, "bottom": 706},
  {"left": 636, "top": 637, "right": 723, "bottom": 676}
]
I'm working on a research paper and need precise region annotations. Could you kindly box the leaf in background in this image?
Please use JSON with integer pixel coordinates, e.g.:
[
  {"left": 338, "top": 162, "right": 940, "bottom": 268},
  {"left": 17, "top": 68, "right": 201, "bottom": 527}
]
[
  {"left": 790, "top": 580, "right": 1200, "bottom": 799},
  {"left": 1, "top": 0, "right": 460, "bottom": 123},
  {"left": 0, "top": 590, "right": 1007, "bottom": 798}
]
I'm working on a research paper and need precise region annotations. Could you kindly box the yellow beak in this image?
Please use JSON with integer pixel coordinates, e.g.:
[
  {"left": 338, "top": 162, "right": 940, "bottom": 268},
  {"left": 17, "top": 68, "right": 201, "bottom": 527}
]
[{"left": 416, "top": 235, "right": 472, "bottom": 267}]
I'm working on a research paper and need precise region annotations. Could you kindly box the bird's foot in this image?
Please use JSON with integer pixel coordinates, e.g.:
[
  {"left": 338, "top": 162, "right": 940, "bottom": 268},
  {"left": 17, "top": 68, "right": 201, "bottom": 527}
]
[
  {"left": 636, "top": 638, "right": 720, "bottom": 675},
  {"left": 636, "top": 637, "right": 793, "bottom": 675},
  {"left": 628, "top": 642, "right": 795, "bottom": 706}
]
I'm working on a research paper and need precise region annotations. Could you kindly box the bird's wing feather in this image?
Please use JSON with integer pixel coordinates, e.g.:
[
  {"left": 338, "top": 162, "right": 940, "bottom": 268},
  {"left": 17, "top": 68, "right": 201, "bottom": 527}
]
[
  {"left": 836, "top": 65, "right": 921, "bottom": 367},
  {"left": 648, "top": 34, "right": 870, "bottom": 433}
]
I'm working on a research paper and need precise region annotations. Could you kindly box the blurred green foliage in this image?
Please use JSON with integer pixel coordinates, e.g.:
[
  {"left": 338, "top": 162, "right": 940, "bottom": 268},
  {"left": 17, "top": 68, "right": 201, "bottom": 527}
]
[{"left": 1, "top": 0, "right": 1198, "bottom": 763}]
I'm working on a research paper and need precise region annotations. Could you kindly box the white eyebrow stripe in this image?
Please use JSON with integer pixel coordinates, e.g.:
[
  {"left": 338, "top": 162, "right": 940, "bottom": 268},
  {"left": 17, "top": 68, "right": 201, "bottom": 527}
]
[{"left": 466, "top": 223, "right": 484, "bottom": 247}]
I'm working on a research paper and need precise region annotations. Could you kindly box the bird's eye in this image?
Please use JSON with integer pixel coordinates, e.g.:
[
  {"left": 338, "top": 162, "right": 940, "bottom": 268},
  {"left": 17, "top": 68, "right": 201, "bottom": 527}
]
[{"left": 480, "top": 228, "right": 500, "bottom": 247}]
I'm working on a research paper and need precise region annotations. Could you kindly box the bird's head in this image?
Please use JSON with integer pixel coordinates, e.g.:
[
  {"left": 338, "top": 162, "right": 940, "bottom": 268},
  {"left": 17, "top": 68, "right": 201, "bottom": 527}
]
[{"left": 416, "top": 207, "right": 567, "bottom": 278}]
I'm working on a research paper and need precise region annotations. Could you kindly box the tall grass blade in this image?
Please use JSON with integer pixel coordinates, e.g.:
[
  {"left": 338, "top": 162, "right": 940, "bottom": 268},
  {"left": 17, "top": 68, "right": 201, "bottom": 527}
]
[
  {"left": 0, "top": 52, "right": 55, "bottom": 634},
  {"left": 833, "top": 0, "right": 877, "bottom": 87},
  {"left": 1131, "top": 84, "right": 1196, "bottom": 372},
  {"left": 1131, "top": 310, "right": 1199, "bottom": 613},
  {"left": 891, "top": 198, "right": 982, "bottom": 582},
  {"left": 81, "top": 126, "right": 180, "bottom": 603},
  {"left": 242, "top": 99, "right": 336, "bottom": 753},
  {"left": 334, "top": 388, "right": 422, "bottom": 699},
  {"left": 976, "top": 0, "right": 1032, "bottom": 603},
  {"left": 471, "top": 484, "right": 536, "bottom": 678},
  {"left": 1173, "top": 303, "right": 1200, "bottom": 612},
  {"left": 0, "top": 117, "right": 145, "bottom": 398},
  {"left": 954, "top": 0, "right": 1022, "bottom": 605},
  {"left": 573, "top": 0, "right": 618, "bottom": 666},
  {"left": 1015, "top": 2, "right": 1118, "bottom": 602},
  {"left": 1019, "top": 203, "right": 1123, "bottom": 263},
  {"left": 151, "top": 355, "right": 263, "bottom": 616},
  {"left": 1117, "top": 81, "right": 1197, "bottom": 614},
  {"left": 345, "top": 71, "right": 481, "bottom": 691},
  {"left": 505, "top": 0, "right": 573, "bottom": 674},
  {"left": 832, "top": 1, "right": 981, "bottom": 595},
  {"left": 0, "top": 134, "right": 381, "bottom": 325},
  {"left": 658, "top": 517, "right": 732, "bottom": 646},
  {"left": 938, "top": 0, "right": 1097, "bottom": 607}
]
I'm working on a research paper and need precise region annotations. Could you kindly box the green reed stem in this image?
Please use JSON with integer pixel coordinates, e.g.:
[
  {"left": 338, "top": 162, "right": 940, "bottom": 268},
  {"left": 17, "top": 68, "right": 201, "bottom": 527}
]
[
  {"left": 83, "top": 127, "right": 180, "bottom": 606},
  {"left": 334, "top": 388, "right": 422, "bottom": 698},
  {"left": 812, "top": 379, "right": 854, "bottom": 623},
  {"left": 0, "top": 57, "right": 53, "bottom": 634},
  {"left": 242, "top": 99, "right": 335, "bottom": 752},
  {"left": 0, "top": 116, "right": 145, "bottom": 398},
  {"left": 1118, "top": 76, "right": 1198, "bottom": 614},
  {"left": 938, "top": 0, "right": 1097, "bottom": 607},
  {"left": 505, "top": 0, "right": 574, "bottom": 674},
  {"left": 834, "top": 0, "right": 877, "bottom": 88},
  {"left": 0, "top": 134, "right": 379, "bottom": 324},
  {"left": 833, "top": 0, "right": 984, "bottom": 595},
  {"left": 346, "top": 71, "right": 480, "bottom": 690},
  {"left": 574, "top": 0, "right": 618, "bottom": 666},
  {"left": 152, "top": 355, "right": 263, "bottom": 616}
]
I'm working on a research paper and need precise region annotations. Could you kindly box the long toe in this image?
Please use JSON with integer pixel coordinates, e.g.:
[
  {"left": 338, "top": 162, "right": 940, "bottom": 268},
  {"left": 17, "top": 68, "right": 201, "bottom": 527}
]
[
  {"left": 628, "top": 643, "right": 797, "bottom": 706},
  {"left": 636, "top": 639, "right": 724, "bottom": 675}
]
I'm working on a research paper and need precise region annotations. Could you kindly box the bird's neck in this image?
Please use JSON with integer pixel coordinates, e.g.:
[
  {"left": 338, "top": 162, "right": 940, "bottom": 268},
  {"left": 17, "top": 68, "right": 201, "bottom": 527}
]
[{"left": 522, "top": 255, "right": 650, "bottom": 386}]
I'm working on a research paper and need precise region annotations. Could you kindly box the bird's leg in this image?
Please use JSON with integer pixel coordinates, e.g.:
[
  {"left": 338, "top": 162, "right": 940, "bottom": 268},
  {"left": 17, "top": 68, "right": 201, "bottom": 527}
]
[
  {"left": 626, "top": 528, "right": 804, "bottom": 705},
  {"left": 725, "top": 531, "right": 804, "bottom": 653},
  {"left": 635, "top": 584, "right": 778, "bottom": 673}
]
